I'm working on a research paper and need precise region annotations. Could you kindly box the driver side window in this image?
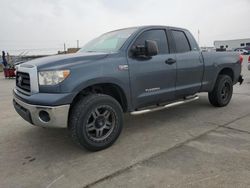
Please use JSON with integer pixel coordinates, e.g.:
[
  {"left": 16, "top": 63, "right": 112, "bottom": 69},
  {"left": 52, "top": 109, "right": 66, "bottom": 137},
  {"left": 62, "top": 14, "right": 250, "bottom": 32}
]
[{"left": 132, "top": 29, "right": 169, "bottom": 54}]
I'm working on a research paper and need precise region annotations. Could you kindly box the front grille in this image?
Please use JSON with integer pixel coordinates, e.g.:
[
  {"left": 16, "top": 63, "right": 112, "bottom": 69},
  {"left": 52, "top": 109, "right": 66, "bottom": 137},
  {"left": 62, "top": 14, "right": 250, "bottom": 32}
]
[{"left": 16, "top": 72, "right": 31, "bottom": 92}]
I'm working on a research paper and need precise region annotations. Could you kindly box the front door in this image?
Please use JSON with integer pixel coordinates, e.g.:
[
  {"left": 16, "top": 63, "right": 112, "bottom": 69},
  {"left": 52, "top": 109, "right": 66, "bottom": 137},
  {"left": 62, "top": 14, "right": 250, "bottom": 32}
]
[{"left": 127, "top": 29, "right": 177, "bottom": 109}]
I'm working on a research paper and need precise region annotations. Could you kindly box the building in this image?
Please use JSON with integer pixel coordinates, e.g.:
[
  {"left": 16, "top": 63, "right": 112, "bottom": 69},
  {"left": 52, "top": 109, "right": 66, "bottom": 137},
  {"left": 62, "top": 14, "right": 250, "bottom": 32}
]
[
  {"left": 200, "top": 46, "right": 215, "bottom": 52},
  {"left": 58, "top": 48, "right": 80, "bottom": 54},
  {"left": 214, "top": 38, "right": 250, "bottom": 51}
]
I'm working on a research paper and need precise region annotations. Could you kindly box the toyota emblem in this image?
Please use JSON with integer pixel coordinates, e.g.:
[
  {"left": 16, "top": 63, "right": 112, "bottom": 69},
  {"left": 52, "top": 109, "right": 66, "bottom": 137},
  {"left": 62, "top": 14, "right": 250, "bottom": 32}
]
[{"left": 18, "top": 76, "right": 22, "bottom": 85}]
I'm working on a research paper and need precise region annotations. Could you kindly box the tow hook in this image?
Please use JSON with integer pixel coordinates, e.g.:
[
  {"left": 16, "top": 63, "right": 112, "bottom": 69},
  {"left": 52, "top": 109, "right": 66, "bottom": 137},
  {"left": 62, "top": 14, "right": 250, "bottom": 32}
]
[{"left": 238, "top": 75, "right": 244, "bottom": 85}]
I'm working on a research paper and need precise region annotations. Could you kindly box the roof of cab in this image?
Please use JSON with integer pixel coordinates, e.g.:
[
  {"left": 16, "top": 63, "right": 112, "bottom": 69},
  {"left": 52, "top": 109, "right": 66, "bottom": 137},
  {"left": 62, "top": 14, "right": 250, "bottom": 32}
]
[{"left": 107, "top": 25, "right": 188, "bottom": 33}]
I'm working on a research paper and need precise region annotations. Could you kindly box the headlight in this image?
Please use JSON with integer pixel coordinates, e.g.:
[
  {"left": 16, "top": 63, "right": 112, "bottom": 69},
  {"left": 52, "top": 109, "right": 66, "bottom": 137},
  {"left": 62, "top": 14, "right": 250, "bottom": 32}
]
[{"left": 38, "top": 70, "right": 70, "bottom": 85}]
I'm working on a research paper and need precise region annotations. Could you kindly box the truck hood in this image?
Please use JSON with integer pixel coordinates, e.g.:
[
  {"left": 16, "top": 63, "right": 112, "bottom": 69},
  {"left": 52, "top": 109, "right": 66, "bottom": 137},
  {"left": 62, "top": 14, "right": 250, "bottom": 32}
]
[{"left": 22, "top": 52, "right": 109, "bottom": 70}]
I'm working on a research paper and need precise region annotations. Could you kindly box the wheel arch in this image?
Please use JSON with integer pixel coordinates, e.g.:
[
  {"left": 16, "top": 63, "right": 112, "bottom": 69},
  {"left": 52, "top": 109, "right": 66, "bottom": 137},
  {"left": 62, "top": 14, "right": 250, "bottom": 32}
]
[
  {"left": 218, "top": 67, "right": 234, "bottom": 81},
  {"left": 209, "top": 67, "right": 235, "bottom": 92},
  {"left": 70, "top": 82, "right": 129, "bottom": 115}
]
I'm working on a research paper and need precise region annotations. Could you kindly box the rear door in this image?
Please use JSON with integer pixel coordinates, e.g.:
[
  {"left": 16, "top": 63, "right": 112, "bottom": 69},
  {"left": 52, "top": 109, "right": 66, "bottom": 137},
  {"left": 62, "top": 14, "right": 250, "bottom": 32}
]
[
  {"left": 127, "top": 29, "right": 177, "bottom": 109},
  {"left": 170, "top": 29, "right": 203, "bottom": 97}
]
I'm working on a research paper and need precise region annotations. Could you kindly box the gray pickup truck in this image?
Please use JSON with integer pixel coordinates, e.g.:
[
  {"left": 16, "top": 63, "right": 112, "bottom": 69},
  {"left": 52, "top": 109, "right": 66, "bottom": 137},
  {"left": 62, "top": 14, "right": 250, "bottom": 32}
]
[{"left": 13, "top": 25, "right": 243, "bottom": 151}]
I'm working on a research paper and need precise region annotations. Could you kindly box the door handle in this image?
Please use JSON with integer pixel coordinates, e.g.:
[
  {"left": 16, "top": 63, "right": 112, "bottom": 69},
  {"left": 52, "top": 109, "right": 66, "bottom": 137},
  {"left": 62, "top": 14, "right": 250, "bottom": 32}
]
[{"left": 165, "top": 58, "right": 176, "bottom": 65}]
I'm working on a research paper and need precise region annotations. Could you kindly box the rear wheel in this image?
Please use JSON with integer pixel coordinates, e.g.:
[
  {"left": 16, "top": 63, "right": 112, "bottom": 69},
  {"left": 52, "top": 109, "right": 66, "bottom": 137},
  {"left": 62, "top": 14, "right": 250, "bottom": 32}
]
[
  {"left": 69, "top": 94, "right": 123, "bottom": 151},
  {"left": 208, "top": 75, "right": 233, "bottom": 107}
]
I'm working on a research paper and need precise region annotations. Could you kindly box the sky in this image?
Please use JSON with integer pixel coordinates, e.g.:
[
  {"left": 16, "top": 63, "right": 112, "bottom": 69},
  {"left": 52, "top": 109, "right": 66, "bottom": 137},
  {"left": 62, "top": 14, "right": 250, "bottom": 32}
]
[{"left": 0, "top": 0, "right": 249, "bottom": 55}]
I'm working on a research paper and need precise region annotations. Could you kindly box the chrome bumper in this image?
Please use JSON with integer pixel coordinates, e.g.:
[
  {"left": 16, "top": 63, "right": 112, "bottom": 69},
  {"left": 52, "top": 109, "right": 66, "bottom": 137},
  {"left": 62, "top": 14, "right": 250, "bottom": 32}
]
[{"left": 13, "top": 94, "right": 70, "bottom": 128}]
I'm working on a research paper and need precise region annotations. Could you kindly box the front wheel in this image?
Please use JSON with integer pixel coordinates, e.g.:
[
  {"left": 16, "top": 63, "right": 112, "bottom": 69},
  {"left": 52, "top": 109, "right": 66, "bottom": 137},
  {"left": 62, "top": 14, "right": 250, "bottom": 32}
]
[
  {"left": 69, "top": 94, "right": 123, "bottom": 151},
  {"left": 208, "top": 75, "right": 233, "bottom": 107}
]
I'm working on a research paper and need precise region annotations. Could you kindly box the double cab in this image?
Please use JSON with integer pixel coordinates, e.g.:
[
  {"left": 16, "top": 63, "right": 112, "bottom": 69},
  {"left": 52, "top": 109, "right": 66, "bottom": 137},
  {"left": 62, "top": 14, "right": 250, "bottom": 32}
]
[{"left": 13, "top": 26, "right": 243, "bottom": 151}]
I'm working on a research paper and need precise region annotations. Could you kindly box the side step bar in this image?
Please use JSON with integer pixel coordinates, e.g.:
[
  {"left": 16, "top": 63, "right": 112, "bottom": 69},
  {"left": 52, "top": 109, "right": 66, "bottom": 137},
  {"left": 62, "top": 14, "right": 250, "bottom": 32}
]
[{"left": 130, "top": 95, "right": 199, "bottom": 115}]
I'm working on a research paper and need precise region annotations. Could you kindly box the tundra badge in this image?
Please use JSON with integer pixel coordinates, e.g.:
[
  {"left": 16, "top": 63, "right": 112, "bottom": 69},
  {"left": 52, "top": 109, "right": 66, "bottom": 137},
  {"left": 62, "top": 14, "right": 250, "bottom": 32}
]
[{"left": 118, "top": 65, "right": 129, "bottom": 71}]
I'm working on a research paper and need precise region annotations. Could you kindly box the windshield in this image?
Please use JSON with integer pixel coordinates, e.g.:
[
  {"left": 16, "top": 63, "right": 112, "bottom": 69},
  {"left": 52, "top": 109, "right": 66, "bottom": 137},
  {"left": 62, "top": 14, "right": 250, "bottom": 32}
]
[{"left": 78, "top": 28, "right": 137, "bottom": 53}]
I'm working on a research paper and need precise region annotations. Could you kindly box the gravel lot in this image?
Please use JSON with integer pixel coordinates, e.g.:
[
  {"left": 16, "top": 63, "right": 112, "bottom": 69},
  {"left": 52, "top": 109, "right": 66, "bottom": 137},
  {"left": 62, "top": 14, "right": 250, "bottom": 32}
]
[{"left": 0, "top": 56, "right": 249, "bottom": 188}]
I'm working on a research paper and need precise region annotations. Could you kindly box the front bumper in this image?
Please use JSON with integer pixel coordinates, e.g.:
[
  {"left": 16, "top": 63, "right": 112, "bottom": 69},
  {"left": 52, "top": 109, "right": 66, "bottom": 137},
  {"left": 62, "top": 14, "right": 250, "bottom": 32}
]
[{"left": 13, "top": 92, "right": 70, "bottom": 128}]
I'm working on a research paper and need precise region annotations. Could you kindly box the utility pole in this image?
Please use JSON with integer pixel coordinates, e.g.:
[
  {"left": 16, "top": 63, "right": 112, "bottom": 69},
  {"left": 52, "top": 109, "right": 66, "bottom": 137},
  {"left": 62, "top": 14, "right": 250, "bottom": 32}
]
[
  {"left": 77, "top": 40, "right": 79, "bottom": 48},
  {"left": 198, "top": 29, "right": 200, "bottom": 46},
  {"left": 64, "top": 43, "right": 66, "bottom": 54}
]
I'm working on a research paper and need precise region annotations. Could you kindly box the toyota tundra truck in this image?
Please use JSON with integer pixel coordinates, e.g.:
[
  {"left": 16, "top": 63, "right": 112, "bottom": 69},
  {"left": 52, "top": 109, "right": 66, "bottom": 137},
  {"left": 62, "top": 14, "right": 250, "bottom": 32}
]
[{"left": 13, "top": 26, "right": 244, "bottom": 151}]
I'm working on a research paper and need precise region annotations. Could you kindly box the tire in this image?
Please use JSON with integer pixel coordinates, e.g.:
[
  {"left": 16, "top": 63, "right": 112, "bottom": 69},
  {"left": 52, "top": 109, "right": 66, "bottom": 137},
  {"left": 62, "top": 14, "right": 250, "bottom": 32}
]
[
  {"left": 208, "top": 75, "right": 233, "bottom": 107},
  {"left": 69, "top": 94, "right": 123, "bottom": 151}
]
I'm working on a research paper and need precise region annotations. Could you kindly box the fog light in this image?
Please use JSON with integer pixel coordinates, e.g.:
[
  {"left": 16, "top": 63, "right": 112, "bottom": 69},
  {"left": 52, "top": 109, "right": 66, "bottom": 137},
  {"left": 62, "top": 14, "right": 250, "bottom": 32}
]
[{"left": 39, "top": 110, "right": 50, "bottom": 122}]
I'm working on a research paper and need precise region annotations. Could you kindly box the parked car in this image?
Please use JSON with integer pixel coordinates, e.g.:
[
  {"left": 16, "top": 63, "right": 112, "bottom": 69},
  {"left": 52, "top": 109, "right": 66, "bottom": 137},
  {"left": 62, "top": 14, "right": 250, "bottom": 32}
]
[
  {"left": 13, "top": 25, "right": 244, "bottom": 151},
  {"left": 244, "top": 47, "right": 250, "bottom": 55},
  {"left": 248, "top": 56, "right": 250, "bottom": 70},
  {"left": 234, "top": 48, "right": 249, "bottom": 55}
]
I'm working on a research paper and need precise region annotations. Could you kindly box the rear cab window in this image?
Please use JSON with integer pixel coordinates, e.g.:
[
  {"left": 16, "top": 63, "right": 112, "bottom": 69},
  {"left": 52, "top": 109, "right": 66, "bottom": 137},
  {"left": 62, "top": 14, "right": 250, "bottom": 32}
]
[{"left": 171, "top": 30, "right": 191, "bottom": 53}]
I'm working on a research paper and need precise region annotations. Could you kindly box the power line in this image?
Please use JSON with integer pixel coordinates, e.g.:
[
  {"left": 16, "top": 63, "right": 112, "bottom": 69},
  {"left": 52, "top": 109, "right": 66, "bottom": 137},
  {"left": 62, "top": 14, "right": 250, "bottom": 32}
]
[{"left": 2, "top": 48, "right": 62, "bottom": 52}]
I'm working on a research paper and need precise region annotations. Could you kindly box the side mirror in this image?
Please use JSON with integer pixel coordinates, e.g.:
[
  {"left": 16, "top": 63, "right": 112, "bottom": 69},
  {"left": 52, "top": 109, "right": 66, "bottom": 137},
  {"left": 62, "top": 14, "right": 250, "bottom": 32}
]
[
  {"left": 131, "top": 40, "right": 159, "bottom": 57},
  {"left": 145, "top": 40, "right": 159, "bottom": 56},
  {"left": 131, "top": 45, "right": 147, "bottom": 57}
]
